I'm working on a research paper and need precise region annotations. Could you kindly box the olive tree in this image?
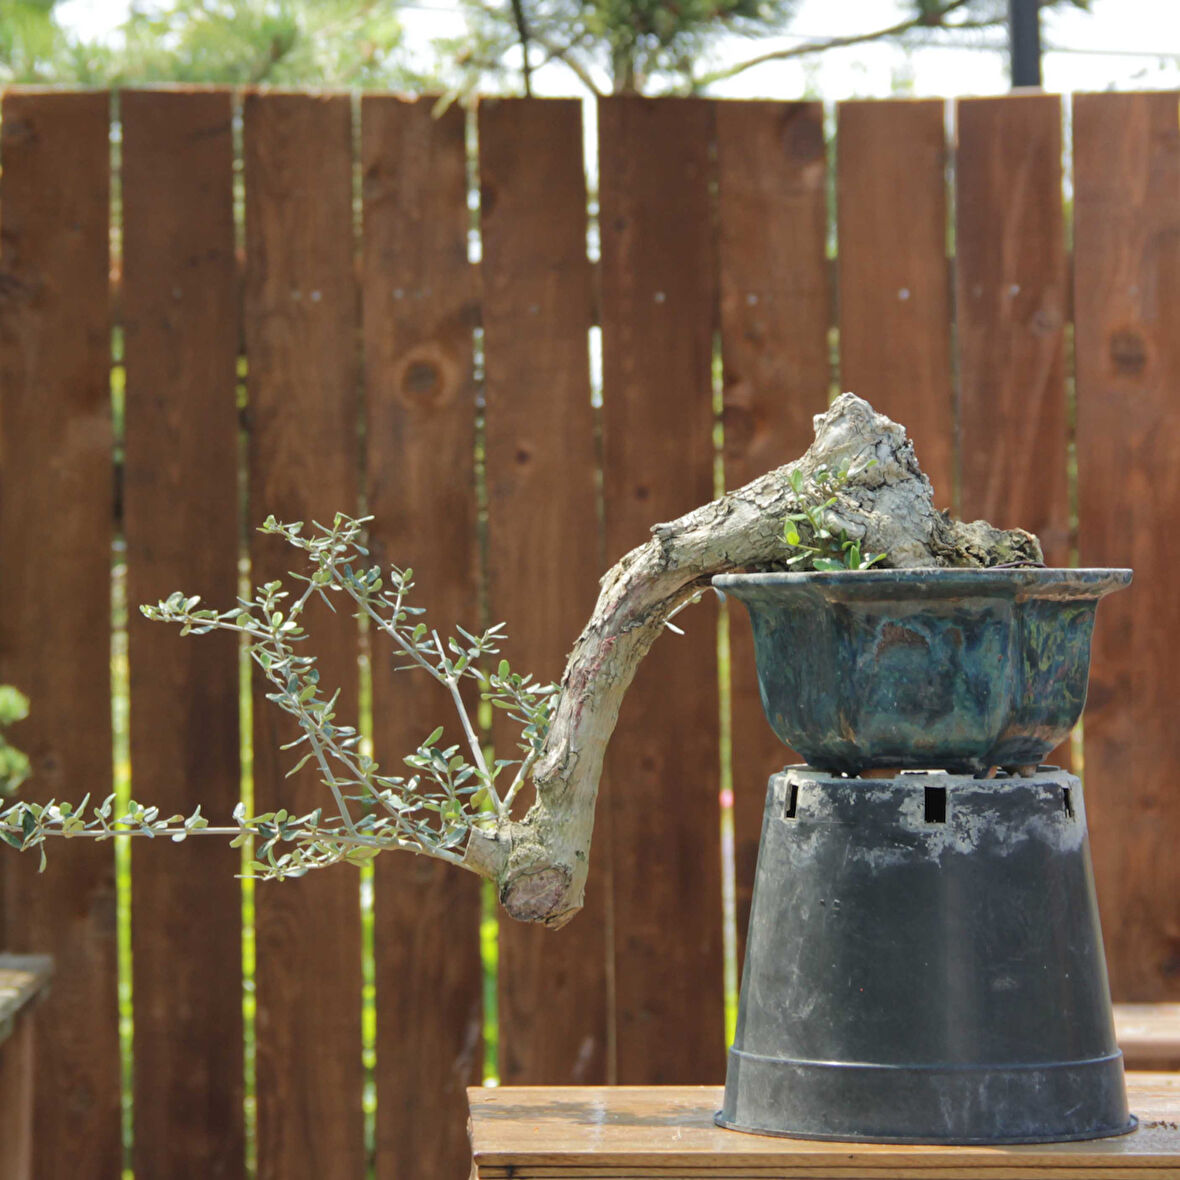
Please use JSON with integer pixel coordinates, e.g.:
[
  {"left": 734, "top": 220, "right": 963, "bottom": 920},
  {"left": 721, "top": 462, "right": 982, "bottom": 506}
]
[{"left": 1, "top": 395, "right": 1039, "bottom": 925}]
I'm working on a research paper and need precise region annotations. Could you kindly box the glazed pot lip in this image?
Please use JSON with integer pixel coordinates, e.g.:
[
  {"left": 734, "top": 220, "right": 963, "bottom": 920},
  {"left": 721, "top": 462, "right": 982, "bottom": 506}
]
[{"left": 713, "top": 567, "right": 1133, "bottom": 603}]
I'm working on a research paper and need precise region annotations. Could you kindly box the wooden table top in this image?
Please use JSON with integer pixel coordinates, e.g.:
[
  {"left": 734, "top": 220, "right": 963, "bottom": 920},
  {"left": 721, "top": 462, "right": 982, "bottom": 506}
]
[
  {"left": 468, "top": 1075, "right": 1180, "bottom": 1177},
  {"left": 0, "top": 954, "right": 52, "bottom": 1046},
  {"left": 1115, "top": 1005, "right": 1180, "bottom": 1071}
]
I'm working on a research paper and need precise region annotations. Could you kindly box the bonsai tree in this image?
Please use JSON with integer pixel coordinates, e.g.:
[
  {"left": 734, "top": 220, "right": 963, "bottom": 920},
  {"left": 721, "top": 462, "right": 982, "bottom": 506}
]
[{"left": 0, "top": 394, "right": 1039, "bottom": 926}]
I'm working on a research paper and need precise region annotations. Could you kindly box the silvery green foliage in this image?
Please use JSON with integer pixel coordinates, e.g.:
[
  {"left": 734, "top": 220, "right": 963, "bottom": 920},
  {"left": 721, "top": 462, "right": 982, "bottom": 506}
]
[
  {"left": 0, "top": 514, "right": 555, "bottom": 879},
  {"left": 0, "top": 794, "right": 213, "bottom": 872},
  {"left": 781, "top": 461, "right": 886, "bottom": 572}
]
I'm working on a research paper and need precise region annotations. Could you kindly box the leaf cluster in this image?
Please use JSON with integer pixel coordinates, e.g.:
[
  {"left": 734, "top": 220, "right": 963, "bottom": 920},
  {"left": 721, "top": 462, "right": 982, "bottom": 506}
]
[
  {"left": 146, "top": 513, "right": 554, "bottom": 877},
  {"left": 782, "top": 461, "right": 886, "bottom": 572},
  {"left": 0, "top": 794, "right": 211, "bottom": 871},
  {"left": 2, "top": 513, "right": 554, "bottom": 880}
]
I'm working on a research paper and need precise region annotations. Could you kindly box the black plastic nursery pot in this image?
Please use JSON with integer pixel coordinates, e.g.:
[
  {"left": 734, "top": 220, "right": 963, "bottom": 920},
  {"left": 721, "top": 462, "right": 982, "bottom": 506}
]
[
  {"left": 718, "top": 766, "right": 1133, "bottom": 1143},
  {"left": 713, "top": 568, "right": 1135, "bottom": 1145}
]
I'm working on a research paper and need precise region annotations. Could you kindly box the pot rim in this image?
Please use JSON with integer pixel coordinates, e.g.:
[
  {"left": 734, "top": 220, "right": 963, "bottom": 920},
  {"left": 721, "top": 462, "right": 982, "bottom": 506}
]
[{"left": 713, "top": 567, "right": 1132, "bottom": 602}]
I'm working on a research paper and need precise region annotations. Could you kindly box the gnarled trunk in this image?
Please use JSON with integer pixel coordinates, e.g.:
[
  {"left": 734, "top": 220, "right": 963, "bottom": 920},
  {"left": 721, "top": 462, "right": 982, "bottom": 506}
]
[{"left": 466, "top": 394, "right": 1041, "bottom": 926}]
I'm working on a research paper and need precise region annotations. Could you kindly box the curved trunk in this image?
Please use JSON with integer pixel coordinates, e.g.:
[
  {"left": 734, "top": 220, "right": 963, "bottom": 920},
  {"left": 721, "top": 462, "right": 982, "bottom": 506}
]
[{"left": 466, "top": 394, "right": 1041, "bottom": 926}]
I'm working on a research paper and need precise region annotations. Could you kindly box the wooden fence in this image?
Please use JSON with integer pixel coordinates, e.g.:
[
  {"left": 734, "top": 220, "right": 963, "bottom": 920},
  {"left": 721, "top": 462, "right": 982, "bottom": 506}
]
[{"left": 0, "top": 87, "right": 1177, "bottom": 1179}]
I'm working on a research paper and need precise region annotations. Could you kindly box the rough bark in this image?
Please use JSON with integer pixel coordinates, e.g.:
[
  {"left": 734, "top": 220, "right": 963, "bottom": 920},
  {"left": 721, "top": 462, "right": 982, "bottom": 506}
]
[{"left": 466, "top": 394, "right": 1041, "bottom": 926}]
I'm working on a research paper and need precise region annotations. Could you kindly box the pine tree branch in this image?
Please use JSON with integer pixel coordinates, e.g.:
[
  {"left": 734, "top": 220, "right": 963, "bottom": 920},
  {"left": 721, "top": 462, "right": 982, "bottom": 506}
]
[
  {"left": 695, "top": 0, "right": 988, "bottom": 89},
  {"left": 508, "top": 0, "right": 534, "bottom": 96}
]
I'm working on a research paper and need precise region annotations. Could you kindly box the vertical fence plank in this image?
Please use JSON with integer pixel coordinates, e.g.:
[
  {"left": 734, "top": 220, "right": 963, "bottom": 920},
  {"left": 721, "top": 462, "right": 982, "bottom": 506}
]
[
  {"left": 479, "top": 98, "right": 608, "bottom": 1085},
  {"left": 0, "top": 91, "right": 121, "bottom": 1179},
  {"left": 122, "top": 88, "right": 245, "bottom": 1179},
  {"left": 361, "top": 96, "right": 484, "bottom": 1180},
  {"left": 716, "top": 100, "right": 831, "bottom": 970},
  {"left": 837, "top": 100, "right": 954, "bottom": 503},
  {"left": 243, "top": 93, "right": 364, "bottom": 1177},
  {"left": 955, "top": 94, "right": 1069, "bottom": 564},
  {"left": 0, "top": 1015, "right": 34, "bottom": 1180},
  {"left": 599, "top": 95, "right": 725, "bottom": 1083},
  {"left": 955, "top": 93, "right": 1073, "bottom": 769},
  {"left": 1074, "top": 91, "right": 1180, "bottom": 1000}
]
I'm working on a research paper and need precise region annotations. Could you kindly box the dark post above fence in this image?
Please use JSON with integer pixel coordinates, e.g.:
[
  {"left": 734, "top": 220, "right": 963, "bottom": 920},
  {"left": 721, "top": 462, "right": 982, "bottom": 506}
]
[{"left": 1009, "top": 0, "right": 1043, "bottom": 88}]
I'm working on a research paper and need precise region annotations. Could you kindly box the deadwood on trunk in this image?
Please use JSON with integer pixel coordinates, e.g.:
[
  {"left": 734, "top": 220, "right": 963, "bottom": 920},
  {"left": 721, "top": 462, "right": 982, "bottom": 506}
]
[{"left": 466, "top": 394, "right": 1041, "bottom": 925}]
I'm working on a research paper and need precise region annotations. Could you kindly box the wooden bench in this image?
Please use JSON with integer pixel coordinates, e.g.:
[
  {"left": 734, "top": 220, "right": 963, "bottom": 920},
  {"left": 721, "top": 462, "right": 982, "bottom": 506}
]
[
  {"left": 468, "top": 1077, "right": 1180, "bottom": 1178},
  {"left": 0, "top": 955, "right": 53, "bottom": 1180},
  {"left": 1115, "top": 1003, "right": 1180, "bottom": 1072}
]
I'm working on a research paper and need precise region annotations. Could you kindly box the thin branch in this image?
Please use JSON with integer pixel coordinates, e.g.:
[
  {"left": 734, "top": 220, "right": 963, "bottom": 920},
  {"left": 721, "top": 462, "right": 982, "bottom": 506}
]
[
  {"left": 330, "top": 575, "right": 503, "bottom": 814},
  {"left": 501, "top": 749, "right": 540, "bottom": 812},
  {"left": 0, "top": 820, "right": 469, "bottom": 866},
  {"left": 523, "top": 30, "right": 604, "bottom": 96},
  {"left": 464, "top": 0, "right": 604, "bottom": 96},
  {"left": 308, "top": 734, "right": 360, "bottom": 834},
  {"left": 695, "top": 0, "right": 982, "bottom": 88},
  {"left": 431, "top": 629, "right": 501, "bottom": 814},
  {"left": 508, "top": 0, "right": 534, "bottom": 96}
]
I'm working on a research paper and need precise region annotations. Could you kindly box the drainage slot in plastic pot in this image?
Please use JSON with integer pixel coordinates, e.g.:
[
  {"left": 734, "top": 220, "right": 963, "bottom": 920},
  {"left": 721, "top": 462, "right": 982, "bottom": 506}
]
[
  {"left": 924, "top": 785, "right": 947, "bottom": 824},
  {"left": 784, "top": 781, "right": 799, "bottom": 820}
]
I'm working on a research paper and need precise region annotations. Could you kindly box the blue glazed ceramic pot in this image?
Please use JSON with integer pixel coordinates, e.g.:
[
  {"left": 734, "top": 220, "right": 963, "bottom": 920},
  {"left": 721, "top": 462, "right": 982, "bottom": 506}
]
[{"left": 713, "top": 568, "right": 1131, "bottom": 775}]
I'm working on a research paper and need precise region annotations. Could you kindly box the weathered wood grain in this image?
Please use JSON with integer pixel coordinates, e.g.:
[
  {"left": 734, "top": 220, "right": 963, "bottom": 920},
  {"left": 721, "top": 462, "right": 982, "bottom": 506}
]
[
  {"left": 0, "top": 90, "right": 122, "bottom": 1179},
  {"left": 0, "top": 955, "right": 51, "bottom": 1180},
  {"left": 478, "top": 97, "right": 609, "bottom": 1088},
  {"left": 468, "top": 1079, "right": 1180, "bottom": 1175},
  {"left": 361, "top": 95, "right": 484, "bottom": 1180},
  {"left": 0, "top": 954, "right": 52, "bottom": 1030},
  {"left": 1073, "top": 90, "right": 1180, "bottom": 1001},
  {"left": 0, "top": 1014, "right": 33, "bottom": 1180},
  {"left": 955, "top": 94, "right": 1069, "bottom": 563},
  {"left": 955, "top": 93, "right": 1072, "bottom": 769},
  {"left": 715, "top": 100, "right": 830, "bottom": 970},
  {"left": 121, "top": 88, "right": 245, "bottom": 1179},
  {"left": 1114, "top": 1003, "right": 1180, "bottom": 1071},
  {"left": 837, "top": 99, "right": 955, "bottom": 505},
  {"left": 243, "top": 92, "right": 364, "bottom": 1177},
  {"left": 598, "top": 95, "right": 725, "bottom": 1083}
]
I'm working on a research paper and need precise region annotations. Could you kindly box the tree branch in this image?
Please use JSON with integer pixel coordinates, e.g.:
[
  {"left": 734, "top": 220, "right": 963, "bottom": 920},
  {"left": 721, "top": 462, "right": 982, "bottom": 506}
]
[
  {"left": 529, "top": 32, "right": 603, "bottom": 96},
  {"left": 695, "top": 0, "right": 986, "bottom": 89},
  {"left": 508, "top": 0, "right": 534, "bottom": 95}
]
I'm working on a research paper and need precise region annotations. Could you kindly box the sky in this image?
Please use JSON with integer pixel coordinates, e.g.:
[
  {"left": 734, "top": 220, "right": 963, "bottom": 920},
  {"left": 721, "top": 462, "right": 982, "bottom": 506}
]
[{"left": 54, "top": 0, "right": 1180, "bottom": 98}]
